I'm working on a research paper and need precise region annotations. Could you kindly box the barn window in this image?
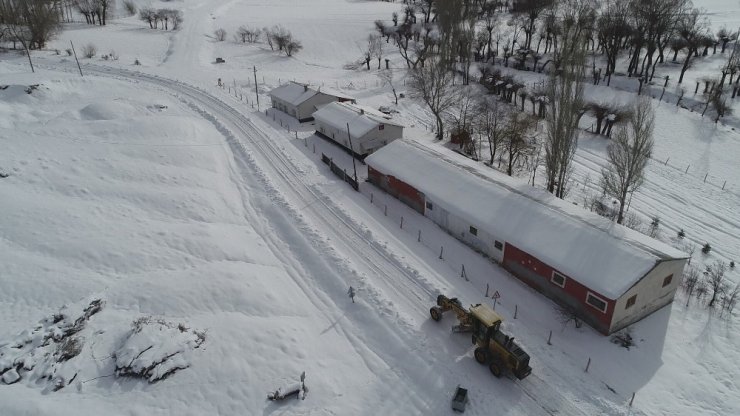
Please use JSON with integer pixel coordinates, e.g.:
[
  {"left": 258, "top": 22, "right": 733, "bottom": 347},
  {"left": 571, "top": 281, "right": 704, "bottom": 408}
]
[
  {"left": 469, "top": 226, "right": 478, "bottom": 236},
  {"left": 626, "top": 294, "right": 637, "bottom": 309},
  {"left": 551, "top": 271, "right": 566, "bottom": 288},
  {"left": 494, "top": 241, "right": 503, "bottom": 250},
  {"left": 586, "top": 292, "right": 608, "bottom": 313},
  {"left": 662, "top": 274, "right": 673, "bottom": 287},
  {"left": 426, "top": 201, "right": 433, "bottom": 210}
]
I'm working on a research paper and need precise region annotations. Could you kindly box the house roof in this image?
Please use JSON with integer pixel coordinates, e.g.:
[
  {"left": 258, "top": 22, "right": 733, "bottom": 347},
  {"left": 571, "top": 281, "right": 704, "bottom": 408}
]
[
  {"left": 365, "top": 140, "right": 687, "bottom": 299},
  {"left": 313, "top": 102, "right": 404, "bottom": 138},
  {"left": 268, "top": 82, "right": 353, "bottom": 106}
]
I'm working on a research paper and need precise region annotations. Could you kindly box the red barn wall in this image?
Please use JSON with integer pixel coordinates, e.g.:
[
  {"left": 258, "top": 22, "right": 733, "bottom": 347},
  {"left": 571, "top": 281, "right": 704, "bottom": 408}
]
[
  {"left": 367, "top": 166, "right": 425, "bottom": 214},
  {"left": 502, "top": 243, "right": 614, "bottom": 334}
]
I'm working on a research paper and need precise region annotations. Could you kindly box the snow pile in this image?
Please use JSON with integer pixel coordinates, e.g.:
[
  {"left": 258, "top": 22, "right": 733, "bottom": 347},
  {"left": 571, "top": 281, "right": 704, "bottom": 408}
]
[
  {"left": 0, "top": 299, "right": 102, "bottom": 390},
  {"left": 114, "top": 317, "right": 205, "bottom": 383}
]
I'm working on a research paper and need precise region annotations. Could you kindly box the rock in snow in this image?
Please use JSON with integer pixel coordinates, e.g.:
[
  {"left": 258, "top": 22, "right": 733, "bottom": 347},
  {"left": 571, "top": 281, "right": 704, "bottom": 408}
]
[{"left": 2, "top": 369, "right": 20, "bottom": 385}]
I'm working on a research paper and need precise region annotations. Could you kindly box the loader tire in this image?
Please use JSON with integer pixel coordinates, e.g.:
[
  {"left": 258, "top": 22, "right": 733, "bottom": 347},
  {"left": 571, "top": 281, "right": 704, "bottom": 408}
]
[
  {"left": 430, "top": 307, "right": 442, "bottom": 321},
  {"left": 474, "top": 347, "right": 487, "bottom": 364},
  {"left": 489, "top": 361, "right": 503, "bottom": 378}
]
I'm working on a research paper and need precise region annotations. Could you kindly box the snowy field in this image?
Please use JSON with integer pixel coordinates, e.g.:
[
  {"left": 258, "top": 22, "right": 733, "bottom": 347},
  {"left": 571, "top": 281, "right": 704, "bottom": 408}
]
[{"left": 1, "top": 0, "right": 739, "bottom": 415}]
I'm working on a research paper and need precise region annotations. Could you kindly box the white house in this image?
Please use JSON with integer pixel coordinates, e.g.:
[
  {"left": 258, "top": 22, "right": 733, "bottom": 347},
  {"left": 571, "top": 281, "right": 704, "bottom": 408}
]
[
  {"left": 313, "top": 102, "right": 404, "bottom": 157},
  {"left": 268, "top": 82, "right": 354, "bottom": 122},
  {"left": 366, "top": 140, "right": 688, "bottom": 335}
]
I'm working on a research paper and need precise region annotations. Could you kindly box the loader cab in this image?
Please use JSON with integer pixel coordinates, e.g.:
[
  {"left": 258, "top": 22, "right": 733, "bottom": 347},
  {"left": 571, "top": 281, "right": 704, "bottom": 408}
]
[{"left": 469, "top": 304, "right": 503, "bottom": 342}]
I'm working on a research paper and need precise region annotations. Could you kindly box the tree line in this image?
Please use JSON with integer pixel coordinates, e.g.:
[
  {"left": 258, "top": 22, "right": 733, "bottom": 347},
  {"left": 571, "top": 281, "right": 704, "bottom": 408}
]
[{"left": 373, "top": 0, "right": 658, "bottom": 226}]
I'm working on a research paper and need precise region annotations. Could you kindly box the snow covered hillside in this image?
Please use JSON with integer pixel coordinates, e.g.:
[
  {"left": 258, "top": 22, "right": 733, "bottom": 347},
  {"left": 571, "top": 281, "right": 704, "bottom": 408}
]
[{"left": 1, "top": 0, "right": 739, "bottom": 415}]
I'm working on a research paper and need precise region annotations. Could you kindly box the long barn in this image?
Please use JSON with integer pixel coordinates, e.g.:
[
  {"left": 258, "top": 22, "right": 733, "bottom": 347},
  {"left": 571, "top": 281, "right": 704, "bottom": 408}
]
[{"left": 365, "top": 140, "right": 688, "bottom": 335}]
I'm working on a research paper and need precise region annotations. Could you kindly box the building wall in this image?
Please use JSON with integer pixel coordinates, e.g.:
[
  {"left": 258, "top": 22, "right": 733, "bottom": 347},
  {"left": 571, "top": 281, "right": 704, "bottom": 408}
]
[
  {"left": 358, "top": 125, "right": 403, "bottom": 155},
  {"left": 502, "top": 244, "right": 615, "bottom": 334},
  {"left": 270, "top": 97, "right": 297, "bottom": 118},
  {"left": 422, "top": 198, "right": 505, "bottom": 263},
  {"left": 610, "top": 258, "right": 686, "bottom": 332},
  {"left": 297, "top": 93, "right": 346, "bottom": 121},
  {"left": 317, "top": 119, "right": 403, "bottom": 156},
  {"left": 367, "top": 166, "right": 424, "bottom": 214}
]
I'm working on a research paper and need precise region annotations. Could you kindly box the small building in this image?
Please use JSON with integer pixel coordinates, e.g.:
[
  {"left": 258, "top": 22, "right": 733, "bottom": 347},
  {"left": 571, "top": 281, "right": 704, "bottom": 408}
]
[
  {"left": 366, "top": 140, "right": 688, "bottom": 335},
  {"left": 268, "top": 82, "right": 354, "bottom": 122},
  {"left": 313, "top": 101, "right": 404, "bottom": 158}
]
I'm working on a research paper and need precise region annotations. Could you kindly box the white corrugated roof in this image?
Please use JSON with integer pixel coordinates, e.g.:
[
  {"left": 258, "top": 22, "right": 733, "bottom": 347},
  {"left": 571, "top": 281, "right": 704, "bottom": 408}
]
[
  {"left": 269, "top": 82, "right": 354, "bottom": 106},
  {"left": 366, "top": 140, "right": 687, "bottom": 299},
  {"left": 313, "top": 102, "right": 403, "bottom": 138}
]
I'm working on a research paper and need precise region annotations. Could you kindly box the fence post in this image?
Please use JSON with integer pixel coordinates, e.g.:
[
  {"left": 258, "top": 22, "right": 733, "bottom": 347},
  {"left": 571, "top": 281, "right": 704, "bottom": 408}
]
[
  {"left": 439, "top": 246, "right": 444, "bottom": 259},
  {"left": 485, "top": 283, "right": 489, "bottom": 297},
  {"left": 400, "top": 216, "right": 404, "bottom": 229},
  {"left": 722, "top": 180, "right": 726, "bottom": 190},
  {"left": 313, "top": 143, "right": 315, "bottom": 153},
  {"left": 461, "top": 264, "right": 467, "bottom": 280},
  {"left": 704, "top": 172, "right": 708, "bottom": 182},
  {"left": 629, "top": 392, "right": 635, "bottom": 407},
  {"left": 685, "top": 165, "right": 690, "bottom": 173},
  {"left": 384, "top": 205, "right": 387, "bottom": 216},
  {"left": 547, "top": 330, "right": 552, "bottom": 345},
  {"left": 371, "top": 193, "right": 374, "bottom": 204},
  {"left": 417, "top": 229, "right": 421, "bottom": 242},
  {"left": 585, "top": 357, "right": 591, "bottom": 372},
  {"left": 514, "top": 304, "right": 518, "bottom": 319}
]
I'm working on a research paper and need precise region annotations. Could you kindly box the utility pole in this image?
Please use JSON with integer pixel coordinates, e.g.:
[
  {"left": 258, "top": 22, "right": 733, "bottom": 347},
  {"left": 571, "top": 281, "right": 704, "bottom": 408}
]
[
  {"left": 70, "top": 41, "right": 83, "bottom": 77},
  {"left": 346, "top": 122, "right": 358, "bottom": 190},
  {"left": 253, "top": 66, "right": 260, "bottom": 111}
]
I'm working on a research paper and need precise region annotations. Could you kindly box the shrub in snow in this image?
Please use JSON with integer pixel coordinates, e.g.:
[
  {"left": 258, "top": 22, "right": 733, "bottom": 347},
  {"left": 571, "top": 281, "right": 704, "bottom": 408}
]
[
  {"left": 730, "top": 261, "right": 735, "bottom": 269},
  {"left": 610, "top": 330, "right": 634, "bottom": 349},
  {"left": 678, "top": 229, "right": 685, "bottom": 238},
  {"left": 214, "top": 28, "right": 227, "bottom": 42},
  {"left": 702, "top": 242, "right": 711, "bottom": 254},
  {"left": 66, "top": 48, "right": 73, "bottom": 56},
  {"left": 82, "top": 43, "right": 97, "bottom": 59},
  {"left": 115, "top": 317, "right": 205, "bottom": 383},
  {"left": 0, "top": 299, "right": 103, "bottom": 390}
]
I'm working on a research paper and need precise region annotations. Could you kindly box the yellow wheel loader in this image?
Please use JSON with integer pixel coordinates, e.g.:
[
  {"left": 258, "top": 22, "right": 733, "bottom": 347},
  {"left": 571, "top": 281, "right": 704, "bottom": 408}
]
[{"left": 431, "top": 295, "right": 531, "bottom": 380}]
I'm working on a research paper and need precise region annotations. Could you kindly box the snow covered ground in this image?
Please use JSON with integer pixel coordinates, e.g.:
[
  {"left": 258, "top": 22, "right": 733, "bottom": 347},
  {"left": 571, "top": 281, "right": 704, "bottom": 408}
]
[{"left": 1, "top": 0, "right": 739, "bottom": 415}]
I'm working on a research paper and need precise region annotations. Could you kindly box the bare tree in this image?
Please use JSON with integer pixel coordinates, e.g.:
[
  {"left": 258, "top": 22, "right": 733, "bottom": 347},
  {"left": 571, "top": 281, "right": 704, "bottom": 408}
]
[
  {"left": 139, "top": 6, "right": 155, "bottom": 29},
  {"left": 544, "top": 0, "right": 589, "bottom": 198},
  {"left": 214, "top": 28, "right": 226, "bottom": 42},
  {"left": 706, "top": 261, "right": 727, "bottom": 308},
  {"left": 236, "top": 25, "right": 249, "bottom": 43},
  {"left": 504, "top": 112, "right": 538, "bottom": 176},
  {"left": 410, "top": 57, "right": 459, "bottom": 140},
  {"left": 677, "top": 8, "right": 710, "bottom": 84},
  {"left": 285, "top": 38, "right": 302, "bottom": 56},
  {"left": 722, "top": 283, "right": 740, "bottom": 315},
  {"left": 600, "top": 98, "right": 654, "bottom": 224},
  {"left": 0, "top": 0, "right": 62, "bottom": 71},
  {"left": 681, "top": 265, "right": 700, "bottom": 306},
  {"left": 378, "top": 69, "right": 399, "bottom": 105},
  {"left": 512, "top": 0, "right": 555, "bottom": 50},
  {"left": 597, "top": 0, "right": 631, "bottom": 85},
  {"left": 478, "top": 98, "right": 508, "bottom": 165},
  {"left": 369, "top": 33, "right": 383, "bottom": 69}
]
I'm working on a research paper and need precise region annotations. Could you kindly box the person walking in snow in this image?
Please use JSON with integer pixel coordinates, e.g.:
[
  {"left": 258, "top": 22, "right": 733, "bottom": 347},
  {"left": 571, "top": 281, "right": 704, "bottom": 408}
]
[{"left": 348, "top": 286, "right": 355, "bottom": 303}]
